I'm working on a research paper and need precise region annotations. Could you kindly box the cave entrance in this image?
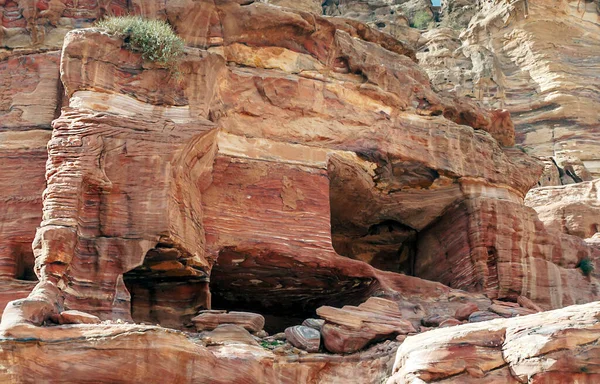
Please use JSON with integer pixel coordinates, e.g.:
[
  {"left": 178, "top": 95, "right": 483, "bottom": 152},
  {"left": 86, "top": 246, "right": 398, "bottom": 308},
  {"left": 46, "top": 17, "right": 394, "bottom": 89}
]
[
  {"left": 327, "top": 155, "right": 430, "bottom": 275},
  {"left": 14, "top": 243, "right": 37, "bottom": 281},
  {"left": 332, "top": 218, "right": 418, "bottom": 274},
  {"left": 123, "top": 244, "right": 210, "bottom": 330},
  {"left": 208, "top": 248, "right": 378, "bottom": 334}
]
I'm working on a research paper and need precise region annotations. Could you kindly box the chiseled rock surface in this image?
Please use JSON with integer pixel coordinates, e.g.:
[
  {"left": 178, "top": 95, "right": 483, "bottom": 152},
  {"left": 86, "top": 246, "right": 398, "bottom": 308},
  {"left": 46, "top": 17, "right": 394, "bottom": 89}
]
[
  {"left": 0, "top": 129, "right": 49, "bottom": 316},
  {"left": 0, "top": 51, "right": 57, "bottom": 309},
  {"left": 387, "top": 301, "right": 600, "bottom": 383},
  {"left": 526, "top": 179, "right": 600, "bottom": 240},
  {"left": 0, "top": 51, "right": 61, "bottom": 129},
  {"left": 419, "top": 0, "right": 600, "bottom": 177},
  {"left": 416, "top": 190, "right": 600, "bottom": 309},
  {"left": 0, "top": 130, "right": 49, "bottom": 281}
]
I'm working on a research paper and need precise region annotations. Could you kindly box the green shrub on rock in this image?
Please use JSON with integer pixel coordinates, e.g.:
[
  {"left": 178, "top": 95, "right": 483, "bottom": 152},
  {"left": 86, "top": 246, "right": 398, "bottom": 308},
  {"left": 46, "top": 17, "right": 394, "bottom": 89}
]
[
  {"left": 410, "top": 10, "right": 434, "bottom": 30},
  {"left": 577, "top": 258, "right": 594, "bottom": 276},
  {"left": 96, "top": 16, "right": 184, "bottom": 65}
]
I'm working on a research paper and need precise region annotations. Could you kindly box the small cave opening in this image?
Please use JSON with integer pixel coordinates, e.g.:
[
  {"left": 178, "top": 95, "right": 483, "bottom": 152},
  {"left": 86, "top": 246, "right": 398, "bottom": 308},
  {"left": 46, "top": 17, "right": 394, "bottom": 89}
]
[
  {"left": 485, "top": 246, "right": 499, "bottom": 299},
  {"left": 332, "top": 219, "right": 418, "bottom": 275},
  {"left": 14, "top": 244, "right": 37, "bottom": 281},
  {"left": 123, "top": 244, "right": 210, "bottom": 330}
]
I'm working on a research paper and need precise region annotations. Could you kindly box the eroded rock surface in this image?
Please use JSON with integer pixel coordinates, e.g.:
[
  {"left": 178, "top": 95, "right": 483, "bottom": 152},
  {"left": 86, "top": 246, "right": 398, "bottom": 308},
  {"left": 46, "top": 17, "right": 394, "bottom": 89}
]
[
  {"left": 388, "top": 301, "right": 600, "bottom": 383},
  {"left": 526, "top": 179, "right": 600, "bottom": 240},
  {"left": 0, "top": 0, "right": 599, "bottom": 383},
  {"left": 419, "top": 0, "right": 600, "bottom": 177}
]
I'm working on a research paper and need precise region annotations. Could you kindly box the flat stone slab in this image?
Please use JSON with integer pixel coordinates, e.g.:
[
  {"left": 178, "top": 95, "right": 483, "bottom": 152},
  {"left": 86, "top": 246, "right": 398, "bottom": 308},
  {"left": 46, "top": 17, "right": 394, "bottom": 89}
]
[{"left": 192, "top": 311, "right": 265, "bottom": 333}]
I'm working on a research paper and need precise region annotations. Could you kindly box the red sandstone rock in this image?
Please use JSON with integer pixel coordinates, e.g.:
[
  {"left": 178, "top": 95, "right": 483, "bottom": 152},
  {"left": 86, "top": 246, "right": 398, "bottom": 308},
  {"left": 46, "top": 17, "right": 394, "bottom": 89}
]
[
  {"left": 525, "top": 180, "right": 600, "bottom": 239},
  {"left": 439, "top": 318, "right": 462, "bottom": 328},
  {"left": 0, "top": 2, "right": 599, "bottom": 383},
  {"left": 517, "top": 296, "right": 543, "bottom": 313},
  {"left": 488, "top": 304, "right": 537, "bottom": 318},
  {"left": 1, "top": 281, "right": 62, "bottom": 330},
  {"left": 388, "top": 301, "right": 600, "bottom": 383},
  {"left": 421, "top": 314, "right": 451, "bottom": 327},
  {"left": 192, "top": 311, "right": 265, "bottom": 333},
  {"left": 55, "top": 310, "right": 100, "bottom": 325},
  {"left": 284, "top": 325, "right": 320, "bottom": 353},
  {"left": 317, "top": 297, "right": 416, "bottom": 354},
  {"left": 7, "top": 10, "right": 579, "bottom": 331},
  {"left": 416, "top": 195, "right": 600, "bottom": 308},
  {"left": 454, "top": 302, "right": 479, "bottom": 321},
  {"left": 201, "top": 324, "right": 259, "bottom": 346},
  {"left": 0, "top": 129, "right": 49, "bottom": 317},
  {"left": 0, "top": 322, "right": 399, "bottom": 383}
]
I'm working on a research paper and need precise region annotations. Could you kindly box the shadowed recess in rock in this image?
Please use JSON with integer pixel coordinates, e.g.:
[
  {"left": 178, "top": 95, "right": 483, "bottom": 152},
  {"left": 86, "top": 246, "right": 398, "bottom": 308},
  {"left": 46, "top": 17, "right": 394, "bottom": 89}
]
[
  {"left": 328, "top": 154, "right": 460, "bottom": 275},
  {"left": 209, "top": 248, "right": 378, "bottom": 332},
  {"left": 123, "top": 244, "right": 210, "bottom": 330}
]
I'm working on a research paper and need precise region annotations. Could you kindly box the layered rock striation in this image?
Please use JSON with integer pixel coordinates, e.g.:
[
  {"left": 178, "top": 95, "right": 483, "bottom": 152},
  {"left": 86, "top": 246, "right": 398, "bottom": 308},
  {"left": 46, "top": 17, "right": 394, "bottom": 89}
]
[
  {"left": 388, "top": 301, "right": 600, "bottom": 383},
  {"left": 0, "top": 0, "right": 599, "bottom": 383},
  {"left": 418, "top": 0, "right": 600, "bottom": 178}
]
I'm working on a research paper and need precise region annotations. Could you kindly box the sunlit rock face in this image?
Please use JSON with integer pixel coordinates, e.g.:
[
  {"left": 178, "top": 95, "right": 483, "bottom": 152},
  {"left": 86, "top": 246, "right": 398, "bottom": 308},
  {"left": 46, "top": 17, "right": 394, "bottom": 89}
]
[
  {"left": 0, "top": 0, "right": 599, "bottom": 383},
  {"left": 526, "top": 179, "right": 600, "bottom": 240},
  {"left": 387, "top": 301, "right": 600, "bottom": 384},
  {"left": 419, "top": 0, "right": 600, "bottom": 178}
]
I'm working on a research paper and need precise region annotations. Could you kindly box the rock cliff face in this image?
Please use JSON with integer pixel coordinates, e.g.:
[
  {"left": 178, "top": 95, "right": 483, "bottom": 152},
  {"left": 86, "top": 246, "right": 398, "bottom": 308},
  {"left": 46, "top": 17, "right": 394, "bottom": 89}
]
[
  {"left": 418, "top": 0, "right": 600, "bottom": 179},
  {"left": 0, "top": 0, "right": 599, "bottom": 383}
]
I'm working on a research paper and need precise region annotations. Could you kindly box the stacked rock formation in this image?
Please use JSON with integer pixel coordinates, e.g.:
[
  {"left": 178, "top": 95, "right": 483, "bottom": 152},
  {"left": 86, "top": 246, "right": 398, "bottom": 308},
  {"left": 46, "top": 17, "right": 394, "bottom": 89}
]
[{"left": 0, "top": 0, "right": 599, "bottom": 383}]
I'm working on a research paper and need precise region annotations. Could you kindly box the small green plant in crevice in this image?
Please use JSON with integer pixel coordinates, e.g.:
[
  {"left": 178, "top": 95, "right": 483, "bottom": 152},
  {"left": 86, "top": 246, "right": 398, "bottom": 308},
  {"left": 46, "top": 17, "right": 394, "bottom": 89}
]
[
  {"left": 577, "top": 258, "right": 594, "bottom": 276},
  {"left": 96, "top": 16, "right": 184, "bottom": 66},
  {"left": 515, "top": 144, "right": 529, "bottom": 154},
  {"left": 410, "top": 10, "right": 434, "bottom": 30},
  {"left": 259, "top": 340, "right": 285, "bottom": 349}
]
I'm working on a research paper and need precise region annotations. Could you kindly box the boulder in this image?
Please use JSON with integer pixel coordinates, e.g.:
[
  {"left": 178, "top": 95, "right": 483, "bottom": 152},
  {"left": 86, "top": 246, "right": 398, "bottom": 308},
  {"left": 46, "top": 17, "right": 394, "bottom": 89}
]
[
  {"left": 201, "top": 324, "right": 259, "bottom": 346},
  {"left": 489, "top": 304, "right": 537, "bottom": 318},
  {"left": 468, "top": 311, "right": 503, "bottom": 323},
  {"left": 439, "top": 318, "right": 462, "bottom": 328},
  {"left": 421, "top": 314, "right": 451, "bottom": 327},
  {"left": 454, "top": 302, "right": 479, "bottom": 321},
  {"left": 388, "top": 301, "right": 600, "bottom": 383},
  {"left": 302, "top": 318, "right": 325, "bottom": 331},
  {"left": 517, "top": 296, "right": 543, "bottom": 313},
  {"left": 55, "top": 310, "right": 101, "bottom": 325},
  {"left": 284, "top": 325, "right": 320, "bottom": 353},
  {"left": 317, "top": 297, "right": 416, "bottom": 354}
]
